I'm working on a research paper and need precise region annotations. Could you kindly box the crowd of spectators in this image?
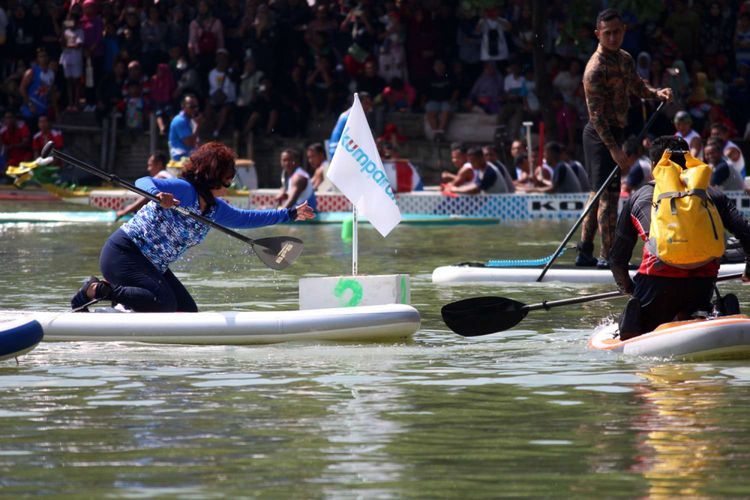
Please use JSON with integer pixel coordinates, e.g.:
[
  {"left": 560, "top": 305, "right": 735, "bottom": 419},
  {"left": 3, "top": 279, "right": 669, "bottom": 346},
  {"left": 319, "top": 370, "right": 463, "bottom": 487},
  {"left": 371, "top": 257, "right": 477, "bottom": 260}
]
[{"left": 1, "top": 0, "right": 750, "bottom": 187}]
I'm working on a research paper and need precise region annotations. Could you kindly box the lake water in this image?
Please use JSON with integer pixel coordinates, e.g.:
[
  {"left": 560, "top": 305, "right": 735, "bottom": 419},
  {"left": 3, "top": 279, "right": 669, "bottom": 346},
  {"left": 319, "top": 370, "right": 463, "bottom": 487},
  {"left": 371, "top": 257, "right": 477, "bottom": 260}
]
[{"left": 3, "top": 201, "right": 750, "bottom": 497}]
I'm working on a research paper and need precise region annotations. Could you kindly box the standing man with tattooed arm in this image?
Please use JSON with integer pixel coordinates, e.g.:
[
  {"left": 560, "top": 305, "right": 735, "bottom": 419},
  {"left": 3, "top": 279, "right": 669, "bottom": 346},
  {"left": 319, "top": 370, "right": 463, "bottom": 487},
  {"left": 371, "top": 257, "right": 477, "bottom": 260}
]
[{"left": 575, "top": 8, "right": 673, "bottom": 268}]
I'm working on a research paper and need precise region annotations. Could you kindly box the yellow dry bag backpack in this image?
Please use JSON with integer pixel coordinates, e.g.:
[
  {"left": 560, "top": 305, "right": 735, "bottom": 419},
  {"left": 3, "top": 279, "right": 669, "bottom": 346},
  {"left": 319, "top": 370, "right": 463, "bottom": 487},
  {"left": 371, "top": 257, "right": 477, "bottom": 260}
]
[{"left": 648, "top": 150, "right": 724, "bottom": 268}]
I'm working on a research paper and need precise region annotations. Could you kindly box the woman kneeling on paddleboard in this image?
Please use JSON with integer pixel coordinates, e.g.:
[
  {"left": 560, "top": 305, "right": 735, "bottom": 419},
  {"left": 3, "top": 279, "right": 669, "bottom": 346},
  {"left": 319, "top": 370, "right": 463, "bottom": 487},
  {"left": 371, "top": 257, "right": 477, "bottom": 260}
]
[{"left": 71, "top": 142, "right": 314, "bottom": 312}]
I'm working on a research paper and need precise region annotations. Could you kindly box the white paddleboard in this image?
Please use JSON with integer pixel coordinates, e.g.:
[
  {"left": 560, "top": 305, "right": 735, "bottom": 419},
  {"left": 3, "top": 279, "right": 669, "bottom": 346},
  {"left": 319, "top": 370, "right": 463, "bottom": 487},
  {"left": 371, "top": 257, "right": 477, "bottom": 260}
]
[
  {"left": 0, "top": 305, "right": 420, "bottom": 345},
  {"left": 589, "top": 315, "right": 750, "bottom": 361},
  {"left": 432, "top": 263, "right": 746, "bottom": 285}
]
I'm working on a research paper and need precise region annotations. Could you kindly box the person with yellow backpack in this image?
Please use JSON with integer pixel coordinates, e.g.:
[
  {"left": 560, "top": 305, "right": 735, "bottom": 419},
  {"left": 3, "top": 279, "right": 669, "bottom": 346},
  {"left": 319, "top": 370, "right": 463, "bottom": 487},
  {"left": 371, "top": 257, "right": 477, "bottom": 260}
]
[{"left": 609, "top": 136, "right": 750, "bottom": 339}]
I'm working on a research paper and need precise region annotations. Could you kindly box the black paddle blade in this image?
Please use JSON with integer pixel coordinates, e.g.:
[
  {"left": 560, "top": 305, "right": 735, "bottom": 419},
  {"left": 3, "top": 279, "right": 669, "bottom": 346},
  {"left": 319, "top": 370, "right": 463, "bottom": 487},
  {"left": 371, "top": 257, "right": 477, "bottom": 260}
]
[
  {"left": 252, "top": 236, "right": 304, "bottom": 270},
  {"left": 441, "top": 296, "right": 528, "bottom": 337}
]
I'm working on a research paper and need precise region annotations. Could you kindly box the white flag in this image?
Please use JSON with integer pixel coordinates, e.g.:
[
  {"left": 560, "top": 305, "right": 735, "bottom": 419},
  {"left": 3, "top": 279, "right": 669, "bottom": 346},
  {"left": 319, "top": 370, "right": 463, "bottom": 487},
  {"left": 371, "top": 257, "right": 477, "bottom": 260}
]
[{"left": 327, "top": 94, "right": 402, "bottom": 237}]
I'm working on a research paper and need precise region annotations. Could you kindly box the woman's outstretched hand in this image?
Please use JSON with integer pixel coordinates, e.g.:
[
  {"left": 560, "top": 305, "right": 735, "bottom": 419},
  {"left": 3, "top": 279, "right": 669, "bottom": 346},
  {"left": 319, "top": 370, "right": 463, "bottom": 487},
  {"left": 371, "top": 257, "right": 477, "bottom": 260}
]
[{"left": 293, "top": 201, "right": 315, "bottom": 221}]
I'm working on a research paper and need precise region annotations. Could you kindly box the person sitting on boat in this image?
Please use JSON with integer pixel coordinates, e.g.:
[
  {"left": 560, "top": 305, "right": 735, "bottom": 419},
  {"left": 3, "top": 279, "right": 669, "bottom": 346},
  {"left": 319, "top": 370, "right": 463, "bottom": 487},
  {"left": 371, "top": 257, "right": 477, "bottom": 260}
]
[
  {"left": 609, "top": 136, "right": 750, "bottom": 339},
  {"left": 274, "top": 148, "right": 317, "bottom": 210},
  {"left": 673, "top": 111, "right": 703, "bottom": 160},
  {"left": 1, "top": 110, "right": 33, "bottom": 170},
  {"left": 705, "top": 138, "right": 746, "bottom": 192},
  {"left": 308, "top": 142, "right": 337, "bottom": 192},
  {"left": 115, "top": 152, "right": 175, "bottom": 220},
  {"left": 534, "top": 157, "right": 554, "bottom": 186},
  {"left": 526, "top": 142, "right": 583, "bottom": 194},
  {"left": 482, "top": 144, "right": 515, "bottom": 191},
  {"left": 710, "top": 122, "right": 745, "bottom": 177},
  {"left": 70, "top": 142, "right": 315, "bottom": 313},
  {"left": 440, "top": 142, "right": 475, "bottom": 190},
  {"left": 444, "top": 147, "right": 510, "bottom": 194},
  {"left": 510, "top": 139, "right": 528, "bottom": 174},
  {"left": 561, "top": 148, "right": 592, "bottom": 192},
  {"left": 32, "top": 116, "right": 64, "bottom": 162},
  {"left": 620, "top": 136, "right": 652, "bottom": 195},
  {"left": 512, "top": 154, "right": 536, "bottom": 192}
]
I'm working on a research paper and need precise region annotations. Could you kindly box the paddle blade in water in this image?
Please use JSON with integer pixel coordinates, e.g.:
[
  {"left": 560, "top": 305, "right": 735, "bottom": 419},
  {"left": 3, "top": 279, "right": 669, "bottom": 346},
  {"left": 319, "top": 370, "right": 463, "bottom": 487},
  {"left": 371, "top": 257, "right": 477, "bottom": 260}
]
[
  {"left": 441, "top": 296, "right": 528, "bottom": 336},
  {"left": 253, "top": 236, "right": 304, "bottom": 270}
]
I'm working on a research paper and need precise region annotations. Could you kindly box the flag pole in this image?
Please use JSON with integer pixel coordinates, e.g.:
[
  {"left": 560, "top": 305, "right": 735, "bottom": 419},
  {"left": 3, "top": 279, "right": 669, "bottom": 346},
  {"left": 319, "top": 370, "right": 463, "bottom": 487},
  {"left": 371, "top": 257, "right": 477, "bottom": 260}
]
[
  {"left": 352, "top": 205, "right": 358, "bottom": 276},
  {"left": 351, "top": 92, "right": 359, "bottom": 277}
]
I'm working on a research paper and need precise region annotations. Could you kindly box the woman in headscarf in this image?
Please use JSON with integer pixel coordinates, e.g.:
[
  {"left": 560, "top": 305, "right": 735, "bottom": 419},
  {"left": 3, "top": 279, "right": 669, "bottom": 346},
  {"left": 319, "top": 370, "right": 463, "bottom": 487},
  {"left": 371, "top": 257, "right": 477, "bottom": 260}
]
[
  {"left": 636, "top": 51, "right": 651, "bottom": 80},
  {"left": 664, "top": 59, "right": 690, "bottom": 107}
]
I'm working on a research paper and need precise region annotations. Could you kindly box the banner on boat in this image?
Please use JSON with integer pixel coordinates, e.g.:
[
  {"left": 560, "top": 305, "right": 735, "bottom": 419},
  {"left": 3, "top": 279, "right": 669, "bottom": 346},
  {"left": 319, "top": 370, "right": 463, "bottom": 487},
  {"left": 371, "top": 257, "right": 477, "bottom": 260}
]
[{"left": 327, "top": 93, "right": 401, "bottom": 236}]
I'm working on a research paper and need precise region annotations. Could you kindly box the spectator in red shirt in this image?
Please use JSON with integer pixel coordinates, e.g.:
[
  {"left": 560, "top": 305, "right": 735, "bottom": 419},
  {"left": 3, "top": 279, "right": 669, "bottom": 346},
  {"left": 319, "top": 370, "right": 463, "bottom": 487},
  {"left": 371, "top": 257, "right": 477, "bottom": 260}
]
[
  {"left": 382, "top": 77, "right": 416, "bottom": 112},
  {"left": 32, "top": 115, "right": 64, "bottom": 159},
  {"left": 0, "top": 110, "right": 33, "bottom": 167}
]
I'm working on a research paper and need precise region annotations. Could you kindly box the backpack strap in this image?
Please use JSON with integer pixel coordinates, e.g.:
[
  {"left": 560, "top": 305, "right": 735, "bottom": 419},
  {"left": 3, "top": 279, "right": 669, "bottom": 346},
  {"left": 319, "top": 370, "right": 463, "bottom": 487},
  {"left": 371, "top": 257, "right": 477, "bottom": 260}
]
[{"left": 656, "top": 189, "right": 709, "bottom": 215}]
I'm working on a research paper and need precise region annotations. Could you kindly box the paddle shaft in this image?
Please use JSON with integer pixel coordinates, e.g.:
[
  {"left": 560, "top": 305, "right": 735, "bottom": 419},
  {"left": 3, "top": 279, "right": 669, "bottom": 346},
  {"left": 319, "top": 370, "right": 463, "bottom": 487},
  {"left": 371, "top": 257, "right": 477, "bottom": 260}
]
[
  {"left": 536, "top": 101, "right": 666, "bottom": 282},
  {"left": 524, "top": 290, "right": 623, "bottom": 313},
  {"left": 526, "top": 272, "right": 744, "bottom": 313},
  {"left": 44, "top": 144, "right": 266, "bottom": 249}
]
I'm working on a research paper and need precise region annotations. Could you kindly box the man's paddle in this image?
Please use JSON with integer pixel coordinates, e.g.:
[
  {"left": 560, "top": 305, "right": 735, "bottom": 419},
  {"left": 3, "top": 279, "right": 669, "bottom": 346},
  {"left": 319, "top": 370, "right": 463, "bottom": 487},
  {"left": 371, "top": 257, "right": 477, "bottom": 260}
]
[
  {"left": 442, "top": 272, "right": 744, "bottom": 337},
  {"left": 536, "top": 101, "right": 665, "bottom": 282},
  {"left": 41, "top": 141, "right": 303, "bottom": 271}
]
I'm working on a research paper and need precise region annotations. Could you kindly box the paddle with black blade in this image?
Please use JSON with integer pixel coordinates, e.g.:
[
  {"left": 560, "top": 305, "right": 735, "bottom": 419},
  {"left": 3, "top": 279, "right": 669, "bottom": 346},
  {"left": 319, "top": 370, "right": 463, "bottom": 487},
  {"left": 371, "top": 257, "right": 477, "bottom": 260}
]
[
  {"left": 536, "top": 100, "right": 665, "bottom": 282},
  {"left": 442, "top": 273, "right": 744, "bottom": 337},
  {"left": 41, "top": 141, "right": 303, "bottom": 270}
]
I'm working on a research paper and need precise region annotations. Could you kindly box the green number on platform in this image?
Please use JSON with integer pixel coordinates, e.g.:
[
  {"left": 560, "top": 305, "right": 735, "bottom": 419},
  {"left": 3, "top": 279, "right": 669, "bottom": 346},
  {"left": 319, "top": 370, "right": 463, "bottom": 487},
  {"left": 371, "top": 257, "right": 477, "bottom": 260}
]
[{"left": 334, "top": 278, "right": 364, "bottom": 307}]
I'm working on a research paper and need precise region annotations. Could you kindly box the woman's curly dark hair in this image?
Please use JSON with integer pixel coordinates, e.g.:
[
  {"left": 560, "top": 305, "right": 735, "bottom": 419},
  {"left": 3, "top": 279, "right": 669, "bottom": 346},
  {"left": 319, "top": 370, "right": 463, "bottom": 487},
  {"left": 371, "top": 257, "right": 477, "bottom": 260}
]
[{"left": 181, "top": 142, "right": 236, "bottom": 190}]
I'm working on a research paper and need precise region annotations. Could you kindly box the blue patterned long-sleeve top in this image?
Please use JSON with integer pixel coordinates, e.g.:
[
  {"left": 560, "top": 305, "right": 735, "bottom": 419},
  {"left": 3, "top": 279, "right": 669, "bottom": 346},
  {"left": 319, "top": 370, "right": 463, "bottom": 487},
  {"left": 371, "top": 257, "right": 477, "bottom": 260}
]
[{"left": 121, "top": 177, "right": 292, "bottom": 273}]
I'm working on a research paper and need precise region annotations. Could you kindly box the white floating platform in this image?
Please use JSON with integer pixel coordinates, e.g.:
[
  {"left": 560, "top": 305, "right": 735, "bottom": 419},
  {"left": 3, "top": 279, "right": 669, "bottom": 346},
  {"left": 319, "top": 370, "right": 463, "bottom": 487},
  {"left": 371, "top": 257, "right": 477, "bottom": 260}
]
[
  {"left": 299, "top": 274, "right": 410, "bottom": 310},
  {"left": 0, "top": 305, "right": 420, "bottom": 345},
  {"left": 0, "top": 211, "right": 119, "bottom": 223}
]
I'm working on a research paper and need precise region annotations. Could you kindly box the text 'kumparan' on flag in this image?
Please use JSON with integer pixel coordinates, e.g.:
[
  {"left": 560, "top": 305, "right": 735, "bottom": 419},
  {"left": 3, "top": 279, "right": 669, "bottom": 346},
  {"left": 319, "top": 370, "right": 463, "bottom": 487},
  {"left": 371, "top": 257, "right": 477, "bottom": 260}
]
[{"left": 327, "top": 93, "right": 402, "bottom": 237}]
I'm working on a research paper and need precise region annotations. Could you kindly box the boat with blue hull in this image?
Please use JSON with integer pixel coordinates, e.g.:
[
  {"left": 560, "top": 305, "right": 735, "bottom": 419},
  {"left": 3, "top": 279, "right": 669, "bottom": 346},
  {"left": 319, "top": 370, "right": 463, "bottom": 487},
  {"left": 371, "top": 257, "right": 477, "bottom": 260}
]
[{"left": 0, "top": 318, "right": 44, "bottom": 361}]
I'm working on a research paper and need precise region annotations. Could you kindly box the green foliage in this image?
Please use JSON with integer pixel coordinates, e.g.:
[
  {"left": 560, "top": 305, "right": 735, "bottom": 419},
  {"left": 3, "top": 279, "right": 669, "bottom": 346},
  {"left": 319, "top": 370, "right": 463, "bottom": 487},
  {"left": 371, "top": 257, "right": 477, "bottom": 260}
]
[
  {"left": 551, "top": 0, "right": 665, "bottom": 53},
  {"left": 610, "top": 0, "right": 664, "bottom": 23},
  {"left": 556, "top": 1, "right": 597, "bottom": 49},
  {"left": 461, "top": 0, "right": 663, "bottom": 25}
]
